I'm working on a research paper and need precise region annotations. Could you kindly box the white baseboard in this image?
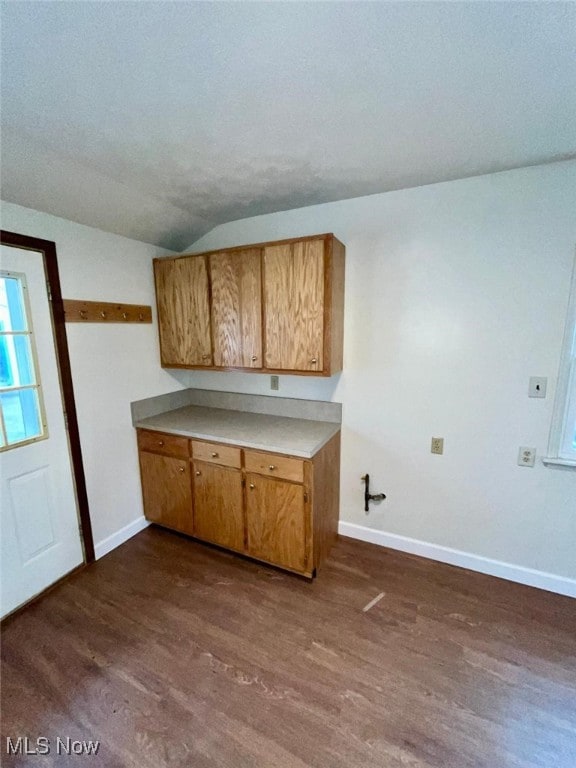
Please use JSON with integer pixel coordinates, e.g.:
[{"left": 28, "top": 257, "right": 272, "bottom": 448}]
[
  {"left": 94, "top": 516, "right": 150, "bottom": 560},
  {"left": 338, "top": 521, "right": 576, "bottom": 599}
]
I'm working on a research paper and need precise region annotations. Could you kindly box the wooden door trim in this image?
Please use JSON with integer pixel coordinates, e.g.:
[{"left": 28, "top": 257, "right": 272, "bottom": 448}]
[{"left": 0, "top": 230, "right": 95, "bottom": 563}]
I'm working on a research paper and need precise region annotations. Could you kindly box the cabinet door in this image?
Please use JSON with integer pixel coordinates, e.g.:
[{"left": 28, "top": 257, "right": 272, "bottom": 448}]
[
  {"left": 210, "top": 249, "right": 262, "bottom": 368},
  {"left": 263, "top": 239, "right": 324, "bottom": 372},
  {"left": 154, "top": 256, "right": 212, "bottom": 366},
  {"left": 139, "top": 452, "right": 193, "bottom": 535},
  {"left": 245, "top": 473, "right": 308, "bottom": 573},
  {"left": 193, "top": 462, "right": 245, "bottom": 552}
]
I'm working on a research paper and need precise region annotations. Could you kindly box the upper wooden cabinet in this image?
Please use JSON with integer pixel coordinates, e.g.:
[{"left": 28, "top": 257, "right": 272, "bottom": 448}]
[
  {"left": 153, "top": 233, "right": 345, "bottom": 376},
  {"left": 263, "top": 239, "right": 324, "bottom": 372},
  {"left": 210, "top": 248, "right": 262, "bottom": 368},
  {"left": 154, "top": 255, "right": 212, "bottom": 367}
]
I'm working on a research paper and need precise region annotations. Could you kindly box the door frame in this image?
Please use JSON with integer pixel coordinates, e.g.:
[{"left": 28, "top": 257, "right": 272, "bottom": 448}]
[{"left": 0, "top": 229, "right": 95, "bottom": 563}]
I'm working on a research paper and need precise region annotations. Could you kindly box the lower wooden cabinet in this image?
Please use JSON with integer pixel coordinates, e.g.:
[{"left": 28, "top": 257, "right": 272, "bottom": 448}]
[
  {"left": 192, "top": 461, "right": 244, "bottom": 552},
  {"left": 246, "top": 474, "right": 308, "bottom": 573},
  {"left": 138, "top": 452, "right": 194, "bottom": 535},
  {"left": 137, "top": 428, "right": 340, "bottom": 577}
]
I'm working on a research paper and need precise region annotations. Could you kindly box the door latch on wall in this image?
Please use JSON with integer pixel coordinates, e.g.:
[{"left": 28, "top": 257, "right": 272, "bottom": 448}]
[{"left": 362, "top": 474, "right": 386, "bottom": 512}]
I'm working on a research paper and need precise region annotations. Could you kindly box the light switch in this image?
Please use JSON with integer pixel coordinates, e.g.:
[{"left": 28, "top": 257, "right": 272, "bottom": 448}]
[{"left": 528, "top": 377, "right": 547, "bottom": 398}]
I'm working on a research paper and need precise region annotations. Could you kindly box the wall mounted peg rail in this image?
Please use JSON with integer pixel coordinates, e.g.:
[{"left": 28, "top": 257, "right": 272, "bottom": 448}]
[{"left": 63, "top": 300, "right": 152, "bottom": 324}]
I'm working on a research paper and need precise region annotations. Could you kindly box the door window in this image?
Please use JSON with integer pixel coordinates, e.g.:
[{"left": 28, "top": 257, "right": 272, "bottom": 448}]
[{"left": 0, "top": 271, "right": 47, "bottom": 449}]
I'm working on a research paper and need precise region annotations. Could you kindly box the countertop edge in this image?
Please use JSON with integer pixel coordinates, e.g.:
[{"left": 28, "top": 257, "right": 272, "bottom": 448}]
[{"left": 133, "top": 419, "right": 340, "bottom": 459}]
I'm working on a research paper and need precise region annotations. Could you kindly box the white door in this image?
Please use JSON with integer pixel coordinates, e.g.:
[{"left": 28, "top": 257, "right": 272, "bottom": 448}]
[{"left": 0, "top": 244, "right": 84, "bottom": 617}]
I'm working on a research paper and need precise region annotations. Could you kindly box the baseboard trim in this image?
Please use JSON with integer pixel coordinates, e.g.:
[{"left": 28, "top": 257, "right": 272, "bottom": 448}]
[
  {"left": 338, "top": 522, "right": 576, "bottom": 599},
  {"left": 95, "top": 516, "right": 150, "bottom": 560}
]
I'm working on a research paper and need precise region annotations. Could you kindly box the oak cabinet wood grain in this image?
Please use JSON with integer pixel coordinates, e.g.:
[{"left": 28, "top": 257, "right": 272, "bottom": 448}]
[
  {"left": 192, "top": 461, "right": 245, "bottom": 552},
  {"left": 210, "top": 249, "right": 262, "bottom": 368},
  {"left": 154, "top": 255, "right": 212, "bottom": 367},
  {"left": 246, "top": 473, "right": 309, "bottom": 573},
  {"left": 263, "top": 239, "right": 324, "bottom": 372},
  {"left": 138, "top": 451, "right": 193, "bottom": 535},
  {"left": 191, "top": 440, "right": 242, "bottom": 469},
  {"left": 153, "top": 234, "right": 345, "bottom": 376},
  {"left": 244, "top": 449, "right": 304, "bottom": 483},
  {"left": 138, "top": 429, "right": 189, "bottom": 459}
]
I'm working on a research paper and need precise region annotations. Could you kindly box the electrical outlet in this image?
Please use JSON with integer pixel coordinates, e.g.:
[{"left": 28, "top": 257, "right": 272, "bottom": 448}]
[
  {"left": 518, "top": 446, "right": 536, "bottom": 467},
  {"left": 270, "top": 375, "right": 279, "bottom": 391},
  {"left": 431, "top": 437, "right": 444, "bottom": 455}
]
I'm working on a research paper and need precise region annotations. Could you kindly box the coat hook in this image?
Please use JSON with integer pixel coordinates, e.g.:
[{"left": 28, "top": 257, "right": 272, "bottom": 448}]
[
  {"left": 79, "top": 310, "right": 87, "bottom": 319},
  {"left": 122, "top": 312, "right": 128, "bottom": 320},
  {"left": 100, "top": 311, "right": 107, "bottom": 319}
]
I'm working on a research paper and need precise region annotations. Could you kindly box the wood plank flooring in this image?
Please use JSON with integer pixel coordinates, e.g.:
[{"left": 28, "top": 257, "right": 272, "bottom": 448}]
[{"left": 2, "top": 527, "right": 575, "bottom": 767}]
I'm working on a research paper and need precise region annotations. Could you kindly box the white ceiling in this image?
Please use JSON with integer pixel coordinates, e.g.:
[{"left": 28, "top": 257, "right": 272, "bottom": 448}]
[{"left": 2, "top": 2, "right": 575, "bottom": 250}]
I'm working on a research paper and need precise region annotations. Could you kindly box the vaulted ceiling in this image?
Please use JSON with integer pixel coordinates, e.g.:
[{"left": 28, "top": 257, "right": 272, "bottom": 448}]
[{"left": 2, "top": 2, "right": 575, "bottom": 250}]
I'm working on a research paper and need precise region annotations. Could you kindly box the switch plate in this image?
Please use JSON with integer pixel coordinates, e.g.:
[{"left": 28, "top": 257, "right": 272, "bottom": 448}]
[
  {"left": 528, "top": 377, "right": 547, "bottom": 398},
  {"left": 518, "top": 447, "right": 536, "bottom": 467},
  {"left": 431, "top": 437, "right": 444, "bottom": 455},
  {"left": 270, "top": 375, "right": 279, "bottom": 391}
]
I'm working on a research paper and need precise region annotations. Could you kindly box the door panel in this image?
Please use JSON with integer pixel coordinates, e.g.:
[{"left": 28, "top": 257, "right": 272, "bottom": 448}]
[
  {"left": 9, "top": 467, "right": 56, "bottom": 562},
  {"left": 246, "top": 473, "right": 307, "bottom": 572},
  {"left": 263, "top": 240, "right": 324, "bottom": 371},
  {"left": 193, "top": 461, "right": 244, "bottom": 552},
  {"left": 139, "top": 452, "right": 193, "bottom": 534},
  {"left": 0, "top": 245, "right": 84, "bottom": 618},
  {"left": 210, "top": 249, "right": 262, "bottom": 368},
  {"left": 155, "top": 256, "right": 212, "bottom": 366}
]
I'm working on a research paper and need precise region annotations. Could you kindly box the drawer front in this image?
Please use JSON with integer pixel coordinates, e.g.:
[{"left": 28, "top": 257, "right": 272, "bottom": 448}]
[
  {"left": 137, "top": 429, "right": 190, "bottom": 459},
  {"left": 244, "top": 450, "right": 304, "bottom": 483},
  {"left": 192, "top": 440, "right": 242, "bottom": 469}
]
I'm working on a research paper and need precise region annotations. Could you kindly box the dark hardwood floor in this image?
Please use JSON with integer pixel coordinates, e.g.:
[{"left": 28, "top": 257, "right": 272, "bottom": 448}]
[{"left": 2, "top": 527, "right": 575, "bottom": 767}]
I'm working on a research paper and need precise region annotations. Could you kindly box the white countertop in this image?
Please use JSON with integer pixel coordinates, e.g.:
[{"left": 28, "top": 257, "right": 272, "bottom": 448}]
[{"left": 134, "top": 405, "right": 340, "bottom": 458}]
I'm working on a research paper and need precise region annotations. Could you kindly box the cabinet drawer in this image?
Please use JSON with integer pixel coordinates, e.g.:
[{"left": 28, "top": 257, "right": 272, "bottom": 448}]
[
  {"left": 244, "top": 450, "right": 304, "bottom": 483},
  {"left": 191, "top": 440, "right": 242, "bottom": 469},
  {"left": 137, "top": 429, "right": 190, "bottom": 459}
]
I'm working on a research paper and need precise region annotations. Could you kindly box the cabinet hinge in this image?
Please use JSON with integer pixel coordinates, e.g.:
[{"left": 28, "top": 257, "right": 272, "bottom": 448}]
[{"left": 46, "top": 282, "right": 53, "bottom": 302}]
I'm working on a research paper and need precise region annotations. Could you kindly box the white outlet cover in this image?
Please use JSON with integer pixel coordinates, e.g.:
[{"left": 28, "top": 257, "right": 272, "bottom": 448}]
[
  {"left": 528, "top": 377, "right": 547, "bottom": 398},
  {"left": 518, "top": 446, "right": 536, "bottom": 467}
]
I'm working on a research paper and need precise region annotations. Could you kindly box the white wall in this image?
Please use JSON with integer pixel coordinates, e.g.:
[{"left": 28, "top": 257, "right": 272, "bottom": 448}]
[
  {"left": 1, "top": 201, "right": 183, "bottom": 553},
  {"left": 185, "top": 161, "right": 576, "bottom": 582}
]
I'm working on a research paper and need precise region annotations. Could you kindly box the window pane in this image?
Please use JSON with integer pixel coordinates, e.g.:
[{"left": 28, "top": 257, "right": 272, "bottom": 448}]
[
  {"left": 1, "top": 388, "right": 42, "bottom": 444},
  {"left": 0, "top": 332, "right": 12, "bottom": 386},
  {"left": 0, "top": 334, "right": 36, "bottom": 387},
  {"left": 0, "top": 276, "right": 27, "bottom": 332}
]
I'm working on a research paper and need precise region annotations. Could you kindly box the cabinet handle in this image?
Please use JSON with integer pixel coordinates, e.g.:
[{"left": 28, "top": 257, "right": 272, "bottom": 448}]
[
  {"left": 249, "top": 483, "right": 255, "bottom": 489},
  {"left": 179, "top": 467, "right": 185, "bottom": 473},
  {"left": 202, "top": 354, "right": 211, "bottom": 360},
  {"left": 268, "top": 464, "right": 276, "bottom": 471},
  {"left": 195, "top": 470, "right": 201, "bottom": 476},
  {"left": 211, "top": 452, "right": 219, "bottom": 458},
  {"left": 310, "top": 358, "right": 317, "bottom": 364},
  {"left": 251, "top": 355, "right": 257, "bottom": 362},
  {"left": 158, "top": 440, "right": 164, "bottom": 446}
]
